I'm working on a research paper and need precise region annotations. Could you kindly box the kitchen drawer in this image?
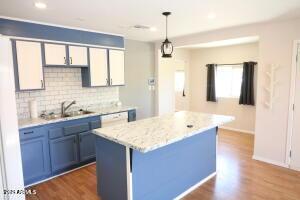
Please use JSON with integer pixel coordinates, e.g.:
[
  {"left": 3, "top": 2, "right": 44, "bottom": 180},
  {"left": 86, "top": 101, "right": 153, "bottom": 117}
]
[
  {"left": 48, "top": 128, "right": 63, "bottom": 139},
  {"left": 90, "top": 120, "right": 101, "bottom": 129},
  {"left": 19, "top": 127, "right": 46, "bottom": 141},
  {"left": 64, "top": 123, "right": 89, "bottom": 136}
]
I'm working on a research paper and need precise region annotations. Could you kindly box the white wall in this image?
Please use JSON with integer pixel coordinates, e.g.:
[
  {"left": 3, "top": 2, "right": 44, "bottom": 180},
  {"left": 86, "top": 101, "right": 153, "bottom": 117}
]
[
  {"left": 156, "top": 48, "right": 190, "bottom": 115},
  {"left": 119, "top": 39, "right": 155, "bottom": 119},
  {"left": 189, "top": 43, "right": 259, "bottom": 133},
  {"left": 155, "top": 17, "right": 300, "bottom": 167}
]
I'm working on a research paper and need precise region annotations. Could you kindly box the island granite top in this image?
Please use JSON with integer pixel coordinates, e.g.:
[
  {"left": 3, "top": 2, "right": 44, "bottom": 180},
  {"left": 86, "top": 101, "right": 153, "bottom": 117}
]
[{"left": 92, "top": 111, "right": 234, "bottom": 153}]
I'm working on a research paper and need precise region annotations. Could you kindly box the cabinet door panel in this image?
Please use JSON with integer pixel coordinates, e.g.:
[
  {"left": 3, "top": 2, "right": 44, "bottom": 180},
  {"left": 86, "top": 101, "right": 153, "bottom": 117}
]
[
  {"left": 109, "top": 50, "right": 125, "bottom": 85},
  {"left": 20, "top": 136, "right": 50, "bottom": 185},
  {"left": 79, "top": 131, "right": 96, "bottom": 162},
  {"left": 15, "top": 41, "right": 44, "bottom": 90},
  {"left": 89, "top": 48, "right": 108, "bottom": 86},
  {"left": 50, "top": 135, "right": 78, "bottom": 172},
  {"left": 69, "top": 46, "right": 88, "bottom": 66},
  {"left": 44, "top": 43, "right": 67, "bottom": 65}
]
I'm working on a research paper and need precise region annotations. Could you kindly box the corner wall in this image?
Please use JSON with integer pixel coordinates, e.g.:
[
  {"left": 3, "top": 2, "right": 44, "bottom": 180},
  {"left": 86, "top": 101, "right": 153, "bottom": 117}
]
[
  {"left": 155, "top": 17, "right": 300, "bottom": 167},
  {"left": 119, "top": 40, "right": 155, "bottom": 119},
  {"left": 189, "top": 43, "right": 259, "bottom": 133}
]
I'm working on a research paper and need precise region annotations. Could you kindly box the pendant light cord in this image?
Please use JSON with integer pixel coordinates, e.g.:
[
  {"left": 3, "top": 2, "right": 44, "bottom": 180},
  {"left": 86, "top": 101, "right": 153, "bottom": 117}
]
[{"left": 165, "top": 15, "right": 168, "bottom": 39}]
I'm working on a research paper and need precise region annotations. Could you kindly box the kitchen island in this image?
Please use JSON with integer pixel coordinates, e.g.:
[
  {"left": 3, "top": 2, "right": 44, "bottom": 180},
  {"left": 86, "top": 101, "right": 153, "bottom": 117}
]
[{"left": 93, "top": 111, "right": 234, "bottom": 200}]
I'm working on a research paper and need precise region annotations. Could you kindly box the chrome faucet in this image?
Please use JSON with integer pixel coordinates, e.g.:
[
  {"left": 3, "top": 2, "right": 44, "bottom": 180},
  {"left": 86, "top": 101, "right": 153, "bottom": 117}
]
[{"left": 61, "top": 100, "right": 76, "bottom": 116}]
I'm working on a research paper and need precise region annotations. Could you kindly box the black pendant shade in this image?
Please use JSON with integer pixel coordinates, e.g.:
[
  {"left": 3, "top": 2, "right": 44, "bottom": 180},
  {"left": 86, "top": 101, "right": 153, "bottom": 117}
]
[{"left": 161, "top": 12, "right": 173, "bottom": 58}]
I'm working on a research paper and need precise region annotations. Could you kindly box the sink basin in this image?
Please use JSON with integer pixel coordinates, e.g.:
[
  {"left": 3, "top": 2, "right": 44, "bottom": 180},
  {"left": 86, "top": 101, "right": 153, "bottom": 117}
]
[
  {"left": 63, "top": 110, "right": 94, "bottom": 117},
  {"left": 42, "top": 110, "right": 94, "bottom": 120}
]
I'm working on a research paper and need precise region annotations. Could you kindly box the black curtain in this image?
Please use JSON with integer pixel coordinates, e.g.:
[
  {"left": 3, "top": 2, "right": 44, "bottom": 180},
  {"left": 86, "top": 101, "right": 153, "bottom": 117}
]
[
  {"left": 206, "top": 64, "right": 217, "bottom": 102},
  {"left": 239, "top": 62, "right": 256, "bottom": 105}
]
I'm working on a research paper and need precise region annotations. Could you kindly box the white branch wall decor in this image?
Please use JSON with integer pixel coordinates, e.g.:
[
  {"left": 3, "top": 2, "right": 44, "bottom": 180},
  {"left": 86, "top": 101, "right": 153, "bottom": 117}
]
[{"left": 263, "top": 64, "right": 281, "bottom": 110}]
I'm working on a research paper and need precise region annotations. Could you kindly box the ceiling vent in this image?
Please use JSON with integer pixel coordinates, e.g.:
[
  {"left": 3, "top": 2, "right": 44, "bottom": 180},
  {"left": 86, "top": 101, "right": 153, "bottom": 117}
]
[{"left": 133, "top": 25, "right": 151, "bottom": 30}]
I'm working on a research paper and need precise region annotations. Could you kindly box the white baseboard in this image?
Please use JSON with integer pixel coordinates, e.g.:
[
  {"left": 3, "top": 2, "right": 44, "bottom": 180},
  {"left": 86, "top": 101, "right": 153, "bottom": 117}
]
[
  {"left": 252, "top": 155, "right": 288, "bottom": 168},
  {"left": 220, "top": 126, "right": 255, "bottom": 134},
  {"left": 25, "top": 162, "right": 96, "bottom": 188},
  {"left": 174, "top": 172, "right": 216, "bottom": 200},
  {"left": 290, "top": 165, "right": 300, "bottom": 172}
]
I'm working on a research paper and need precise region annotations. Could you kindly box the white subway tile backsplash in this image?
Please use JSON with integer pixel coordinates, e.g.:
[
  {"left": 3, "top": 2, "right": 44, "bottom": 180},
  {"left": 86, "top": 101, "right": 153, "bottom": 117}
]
[{"left": 16, "top": 67, "right": 119, "bottom": 119}]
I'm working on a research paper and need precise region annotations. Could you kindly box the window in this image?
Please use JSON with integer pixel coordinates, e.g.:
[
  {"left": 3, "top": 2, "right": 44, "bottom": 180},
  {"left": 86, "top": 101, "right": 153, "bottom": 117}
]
[
  {"left": 175, "top": 70, "right": 185, "bottom": 92},
  {"left": 216, "top": 65, "right": 243, "bottom": 98}
]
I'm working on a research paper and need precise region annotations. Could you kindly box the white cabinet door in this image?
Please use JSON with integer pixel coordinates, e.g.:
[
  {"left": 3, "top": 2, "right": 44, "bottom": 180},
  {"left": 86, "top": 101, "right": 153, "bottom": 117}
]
[
  {"left": 16, "top": 41, "right": 44, "bottom": 90},
  {"left": 69, "top": 46, "right": 88, "bottom": 66},
  {"left": 89, "top": 48, "right": 108, "bottom": 86},
  {"left": 109, "top": 50, "right": 125, "bottom": 86},
  {"left": 44, "top": 43, "right": 67, "bottom": 65}
]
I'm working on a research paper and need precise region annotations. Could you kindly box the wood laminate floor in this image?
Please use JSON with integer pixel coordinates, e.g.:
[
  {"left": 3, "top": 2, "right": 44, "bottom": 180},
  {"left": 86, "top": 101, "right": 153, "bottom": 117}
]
[{"left": 26, "top": 129, "right": 300, "bottom": 200}]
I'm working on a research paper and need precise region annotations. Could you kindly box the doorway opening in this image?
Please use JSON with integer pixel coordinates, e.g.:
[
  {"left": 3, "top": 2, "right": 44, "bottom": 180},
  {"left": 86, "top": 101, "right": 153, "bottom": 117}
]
[{"left": 287, "top": 41, "right": 300, "bottom": 171}]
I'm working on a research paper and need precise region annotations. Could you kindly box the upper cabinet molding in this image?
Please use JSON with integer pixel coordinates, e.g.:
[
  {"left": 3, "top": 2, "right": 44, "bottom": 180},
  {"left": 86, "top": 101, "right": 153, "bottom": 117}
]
[{"left": 0, "top": 18, "right": 124, "bottom": 48}]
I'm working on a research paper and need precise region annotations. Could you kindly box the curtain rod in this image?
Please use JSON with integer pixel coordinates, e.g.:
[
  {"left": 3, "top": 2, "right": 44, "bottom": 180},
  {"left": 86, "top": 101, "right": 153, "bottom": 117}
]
[
  {"left": 216, "top": 63, "right": 243, "bottom": 66},
  {"left": 206, "top": 62, "right": 257, "bottom": 66}
]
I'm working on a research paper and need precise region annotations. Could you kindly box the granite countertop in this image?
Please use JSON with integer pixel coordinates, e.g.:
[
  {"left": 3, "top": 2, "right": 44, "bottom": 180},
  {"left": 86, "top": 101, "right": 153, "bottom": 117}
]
[
  {"left": 18, "top": 105, "right": 137, "bottom": 129},
  {"left": 92, "top": 111, "right": 234, "bottom": 153}
]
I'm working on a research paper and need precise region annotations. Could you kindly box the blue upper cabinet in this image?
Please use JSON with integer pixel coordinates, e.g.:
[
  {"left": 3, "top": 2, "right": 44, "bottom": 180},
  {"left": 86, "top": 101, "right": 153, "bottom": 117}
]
[
  {"left": 19, "top": 127, "right": 51, "bottom": 185},
  {"left": 108, "top": 50, "right": 125, "bottom": 86},
  {"left": 82, "top": 48, "right": 125, "bottom": 87},
  {"left": 82, "top": 48, "right": 109, "bottom": 87},
  {"left": 43, "top": 43, "right": 68, "bottom": 66},
  {"left": 2, "top": 18, "right": 125, "bottom": 90},
  {"left": 43, "top": 43, "right": 88, "bottom": 67},
  {"left": 12, "top": 40, "right": 45, "bottom": 91}
]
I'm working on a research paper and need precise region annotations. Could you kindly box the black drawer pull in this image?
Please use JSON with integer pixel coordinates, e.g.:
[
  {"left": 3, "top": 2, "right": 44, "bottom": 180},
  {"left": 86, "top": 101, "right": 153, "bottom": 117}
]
[{"left": 24, "top": 131, "right": 34, "bottom": 135}]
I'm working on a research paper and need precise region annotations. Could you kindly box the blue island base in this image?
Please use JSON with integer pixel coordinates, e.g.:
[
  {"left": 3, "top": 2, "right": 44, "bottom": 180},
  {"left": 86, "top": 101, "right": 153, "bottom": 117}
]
[{"left": 95, "top": 127, "right": 217, "bottom": 200}]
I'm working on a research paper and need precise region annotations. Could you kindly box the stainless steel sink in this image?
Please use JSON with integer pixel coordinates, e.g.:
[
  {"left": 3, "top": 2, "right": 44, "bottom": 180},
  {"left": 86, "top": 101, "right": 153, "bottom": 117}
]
[
  {"left": 63, "top": 110, "right": 94, "bottom": 117},
  {"left": 42, "top": 110, "right": 94, "bottom": 120}
]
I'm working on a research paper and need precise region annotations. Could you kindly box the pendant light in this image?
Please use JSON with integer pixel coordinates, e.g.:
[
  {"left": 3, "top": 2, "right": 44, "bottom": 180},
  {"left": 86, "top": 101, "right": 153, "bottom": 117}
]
[{"left": 161, "top": 12, "right": 173, "bottom": 58}]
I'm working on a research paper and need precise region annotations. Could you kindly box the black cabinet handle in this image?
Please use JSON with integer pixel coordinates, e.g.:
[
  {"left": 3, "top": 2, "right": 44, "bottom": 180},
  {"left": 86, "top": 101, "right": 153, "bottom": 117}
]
[
  {"left": 110, "top": 78, "right": 113, "bottom": 85},
  {"left": 41, "top": 80, "right": 44, "bottom": 88},
  {"left": 64, "top": 57, "right": 67, "bottom": 64},
  {"left": 70, "top": 57, "right": 73, "bottom": 64},
  {"left": 106, "top": 78, "right": 109, "bottom": 85},
  {"left": 24, "top": 131, "right": 34, "bottom": 135}
]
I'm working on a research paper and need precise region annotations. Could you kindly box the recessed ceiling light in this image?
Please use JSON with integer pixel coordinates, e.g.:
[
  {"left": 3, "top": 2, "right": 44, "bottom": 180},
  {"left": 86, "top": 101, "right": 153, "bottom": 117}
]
[
  {"left": 207, "top": 13, "right": 216, "bottom": 19},
  {"left": 150, "top": 27, "right": 157, "bottom": 32},
  {"left": 34, "top": 2, "right": 47, "bottom": 9}
]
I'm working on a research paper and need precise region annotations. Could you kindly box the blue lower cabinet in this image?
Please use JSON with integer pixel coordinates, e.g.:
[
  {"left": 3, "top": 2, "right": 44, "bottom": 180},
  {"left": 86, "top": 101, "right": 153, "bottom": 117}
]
[
  {"left": 50, "top": 135, "right": 79, "bottom": 172},
  {"left": 19, "top": 115, "right": 102, "bottom": 185},
  {"left": 20, "top": 128, "right": 51, "bottom": 186},
  {"left": 79, "top": 131, "right": 96, "bottom": 162}
]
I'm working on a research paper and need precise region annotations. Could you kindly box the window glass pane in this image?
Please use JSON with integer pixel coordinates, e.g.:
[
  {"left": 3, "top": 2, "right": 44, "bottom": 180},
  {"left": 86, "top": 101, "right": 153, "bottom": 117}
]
[
  {"left": 216, "top": 65, "right": 243, "bottom": 98},
  {"left": 175, "top": 71, "right": 185, "bottom": 91},
  {"left": 216, "top": 67, "right": 232, "bottom": 97},
  {"left": 231, "top": 67, "right": 243, "bottom": 97}
]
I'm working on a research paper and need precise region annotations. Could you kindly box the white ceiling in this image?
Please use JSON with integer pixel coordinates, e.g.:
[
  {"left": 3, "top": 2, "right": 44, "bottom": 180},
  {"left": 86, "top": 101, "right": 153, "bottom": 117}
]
[
  {"left": 1, "top": 0, "right": 300, "bottom": 41},
  {"left": 177, "top": 36, "right": 260, "bottom": 49}
]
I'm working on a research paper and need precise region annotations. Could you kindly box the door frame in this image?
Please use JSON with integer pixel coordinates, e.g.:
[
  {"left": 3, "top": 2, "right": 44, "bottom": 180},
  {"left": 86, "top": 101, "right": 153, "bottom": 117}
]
[
  {"left": 286, "top": 40, "right": 300, "bottom": 169},
  {"left": 0, "top": 124, "right": 8, "bottom": 200}
]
